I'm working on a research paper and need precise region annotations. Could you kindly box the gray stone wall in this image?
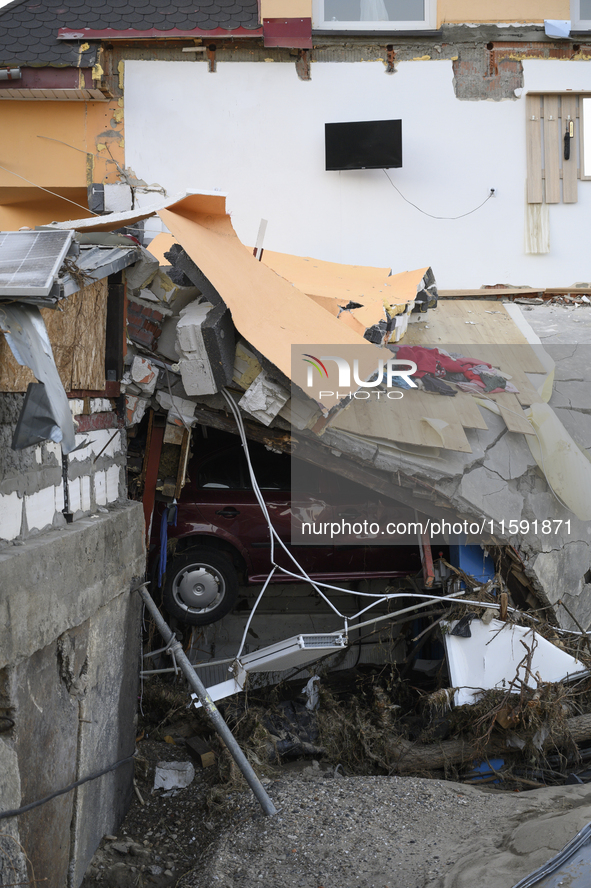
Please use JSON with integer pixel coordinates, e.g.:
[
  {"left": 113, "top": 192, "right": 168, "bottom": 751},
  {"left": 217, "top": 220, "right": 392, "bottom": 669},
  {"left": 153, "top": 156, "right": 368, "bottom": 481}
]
[{"left": 0, "top": 503, "right": 144, "bottom": 888}]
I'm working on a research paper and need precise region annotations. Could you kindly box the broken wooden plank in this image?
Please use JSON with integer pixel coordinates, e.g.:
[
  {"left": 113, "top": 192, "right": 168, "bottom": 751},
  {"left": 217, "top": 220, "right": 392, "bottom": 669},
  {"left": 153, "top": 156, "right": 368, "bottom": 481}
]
[
  {"left": 438, "top": 288, "right": 544, "bottom": 298},
  {"left": 543, "top": 95, "right": 561, "bottom": 203},
  {"left": 562, "top": 94, "right": 578, "bottom": 204},
  {"left": 526, "top": 94, "right": 544, "bottom": 203},
  {"left": 0, "top": 278, "right": 108, "bottom": 393},
  {"left": 488, "top": 393, "right": 536, "bottom": 435},
  {"left": 185, "top": 735, "right": 216, "bottom": 768},
  {"left": 331, "top": 395, "right": 473, "bottom": 453}
]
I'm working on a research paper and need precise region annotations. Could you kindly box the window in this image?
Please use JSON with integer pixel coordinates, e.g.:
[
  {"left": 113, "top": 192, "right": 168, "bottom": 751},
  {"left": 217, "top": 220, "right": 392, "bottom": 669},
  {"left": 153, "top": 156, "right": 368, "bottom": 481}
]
[
  {"left": 572, "top": 0, "right": 591, "bottom": 29},
  {"left": 312, "top": 0, "right": 436, "bottom": 30}
]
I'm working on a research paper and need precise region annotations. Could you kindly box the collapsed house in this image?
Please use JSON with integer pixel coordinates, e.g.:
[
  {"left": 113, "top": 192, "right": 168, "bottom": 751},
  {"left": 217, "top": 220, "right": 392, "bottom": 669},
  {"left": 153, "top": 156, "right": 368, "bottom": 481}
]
[
  {"left": 45, "top": 189, "right": 591, "bottom": 679},
  {"left": 0, "top": 188, "right": 590, "bottom": 882}
]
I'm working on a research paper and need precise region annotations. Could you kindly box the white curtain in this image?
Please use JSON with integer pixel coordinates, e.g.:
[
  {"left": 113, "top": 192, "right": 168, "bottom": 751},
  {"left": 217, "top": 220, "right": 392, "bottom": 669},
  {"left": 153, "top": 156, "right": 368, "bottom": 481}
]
[{"left": 360, "top": 0, "right": 389, "bottom": 20}]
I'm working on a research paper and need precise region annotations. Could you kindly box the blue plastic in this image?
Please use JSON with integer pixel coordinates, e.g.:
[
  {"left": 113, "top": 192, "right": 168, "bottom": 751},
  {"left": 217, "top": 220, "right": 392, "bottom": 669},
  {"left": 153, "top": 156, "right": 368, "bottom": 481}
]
[{"left": 449, "top": 544, "right": 495, "bottom": 585}]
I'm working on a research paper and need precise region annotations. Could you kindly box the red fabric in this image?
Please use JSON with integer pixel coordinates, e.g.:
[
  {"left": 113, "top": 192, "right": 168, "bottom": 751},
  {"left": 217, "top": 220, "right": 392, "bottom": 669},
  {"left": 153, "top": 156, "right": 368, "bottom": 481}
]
[{"left": 395, "top": 346, "right": 492, "bottom": 384}]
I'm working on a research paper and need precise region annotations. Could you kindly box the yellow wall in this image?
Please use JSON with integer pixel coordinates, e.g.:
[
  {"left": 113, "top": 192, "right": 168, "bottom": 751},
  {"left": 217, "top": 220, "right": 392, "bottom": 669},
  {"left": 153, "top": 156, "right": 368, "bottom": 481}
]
[
  {"left": 263, "top": 0, "right": 569, "bottom": 23},
  {"left": 261, "top": 0, "right": 311, "bottom": 17},
  {"left": 438, "top": 0, "right": 569, "bottom": 24},
  {"left": 0, "top": 98, "right": 124, "bottom": 229}
]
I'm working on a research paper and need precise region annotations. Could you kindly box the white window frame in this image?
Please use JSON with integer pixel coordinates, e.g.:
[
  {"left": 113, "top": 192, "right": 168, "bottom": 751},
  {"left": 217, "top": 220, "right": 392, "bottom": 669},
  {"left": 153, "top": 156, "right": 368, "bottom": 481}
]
[
  {"left": 312, "top": 0, "right": 436, "bottom": 31},
  {"left": 571, "top": 0, "right": 591, "bottom": 29}
]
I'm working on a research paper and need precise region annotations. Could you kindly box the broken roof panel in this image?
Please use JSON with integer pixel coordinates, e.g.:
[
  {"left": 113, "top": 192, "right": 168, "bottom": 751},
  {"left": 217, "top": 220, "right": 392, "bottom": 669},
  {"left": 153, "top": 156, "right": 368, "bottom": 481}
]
[
  {"left": 156, "top": 196, "right": 396, "bottom": 389},
  {"left": 0, "top": 0, "right": 260, "bottom": 68},
  {"left": 43, "top": 191, "right": 226, "bottom": 233},
  {"left": 148, "top": 235, "right": 430, "bottom": 345}
]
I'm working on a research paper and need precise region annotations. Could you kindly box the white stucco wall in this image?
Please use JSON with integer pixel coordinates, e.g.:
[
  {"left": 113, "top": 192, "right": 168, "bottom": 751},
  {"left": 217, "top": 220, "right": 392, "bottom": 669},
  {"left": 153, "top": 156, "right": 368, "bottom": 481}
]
[{"left": 125, "top": 58, "right": 591, "bottom": 288}]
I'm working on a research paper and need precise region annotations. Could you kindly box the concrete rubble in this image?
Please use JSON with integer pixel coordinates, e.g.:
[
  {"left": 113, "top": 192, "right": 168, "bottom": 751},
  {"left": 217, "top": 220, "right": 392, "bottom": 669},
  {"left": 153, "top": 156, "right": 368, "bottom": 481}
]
[{"left": 75, "top": 193, "right": 588, "bottom": 642}]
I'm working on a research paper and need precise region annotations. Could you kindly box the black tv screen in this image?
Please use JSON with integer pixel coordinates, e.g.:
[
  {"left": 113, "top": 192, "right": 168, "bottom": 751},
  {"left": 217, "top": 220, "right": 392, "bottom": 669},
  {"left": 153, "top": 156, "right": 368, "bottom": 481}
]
[{"left": 325, "top": 119, "right": 402, "bottom": 171}]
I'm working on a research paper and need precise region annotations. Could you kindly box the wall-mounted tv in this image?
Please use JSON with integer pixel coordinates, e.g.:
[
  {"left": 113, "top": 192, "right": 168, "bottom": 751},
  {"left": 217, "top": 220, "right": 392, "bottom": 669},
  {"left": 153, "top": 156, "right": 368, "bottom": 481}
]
[{"left": 325, "top": 119, "right": 402, "bottom": 171}]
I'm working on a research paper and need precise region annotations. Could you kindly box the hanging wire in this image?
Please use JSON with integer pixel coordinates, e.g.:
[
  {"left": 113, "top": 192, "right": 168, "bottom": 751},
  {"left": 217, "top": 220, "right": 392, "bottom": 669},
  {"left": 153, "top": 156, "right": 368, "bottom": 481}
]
[
  {"left": 383, "top": 169, "right": 494, "bottom": 220},
  {"left": 0, "top": 163, "right": 101, "bottom": 217}
]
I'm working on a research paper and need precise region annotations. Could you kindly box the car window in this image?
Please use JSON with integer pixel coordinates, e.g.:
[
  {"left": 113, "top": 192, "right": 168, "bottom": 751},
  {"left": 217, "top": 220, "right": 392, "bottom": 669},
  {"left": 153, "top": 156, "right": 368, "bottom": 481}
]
[
  {"left": 247, "top": 443, "right": 291, "bottom": 490},
  {"left": 197, "top": 448, "right": 246, "bottom": 489}
]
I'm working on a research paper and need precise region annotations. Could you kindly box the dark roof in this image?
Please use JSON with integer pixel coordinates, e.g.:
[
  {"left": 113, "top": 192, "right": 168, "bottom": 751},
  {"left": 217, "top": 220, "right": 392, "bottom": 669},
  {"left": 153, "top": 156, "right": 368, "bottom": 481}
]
[{"left": 0, "top": 0, "right": 260, "bottom": 67}]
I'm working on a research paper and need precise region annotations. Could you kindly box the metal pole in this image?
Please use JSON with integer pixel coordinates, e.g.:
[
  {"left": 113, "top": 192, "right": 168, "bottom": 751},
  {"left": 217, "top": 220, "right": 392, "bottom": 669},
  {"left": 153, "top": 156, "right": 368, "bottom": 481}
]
[{"left": 136, "top": 584, "right": 277, "bottom": 817}]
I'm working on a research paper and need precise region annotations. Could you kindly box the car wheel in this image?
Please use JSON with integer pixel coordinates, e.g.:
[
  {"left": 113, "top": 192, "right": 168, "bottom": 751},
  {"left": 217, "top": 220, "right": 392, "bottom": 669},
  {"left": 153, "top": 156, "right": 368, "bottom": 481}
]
[{"left": 162, "top": 548, "right": 239, "bottom": 626}]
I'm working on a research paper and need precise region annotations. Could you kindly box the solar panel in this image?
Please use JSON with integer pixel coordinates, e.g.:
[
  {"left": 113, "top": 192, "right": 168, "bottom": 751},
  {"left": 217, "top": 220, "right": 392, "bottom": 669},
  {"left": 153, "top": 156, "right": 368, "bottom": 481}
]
[{"left": 0, "top": 230, "right": 75, "bottom": 297}]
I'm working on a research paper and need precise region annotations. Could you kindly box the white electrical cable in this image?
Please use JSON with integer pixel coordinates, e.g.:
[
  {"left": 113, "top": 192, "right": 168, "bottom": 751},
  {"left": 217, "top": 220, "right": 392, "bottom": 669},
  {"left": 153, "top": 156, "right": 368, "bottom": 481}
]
[
  {"left": 222, "top": 388, "right": 587, "bottom": 648},
  {"left": 222, "top": 390, "right": 347, "bottom": 619}
]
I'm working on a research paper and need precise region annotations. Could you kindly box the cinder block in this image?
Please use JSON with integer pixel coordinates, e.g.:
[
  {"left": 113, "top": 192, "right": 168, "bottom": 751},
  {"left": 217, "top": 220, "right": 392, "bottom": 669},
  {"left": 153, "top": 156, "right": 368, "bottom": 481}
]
[
  {"left": 105, "top": 465, "right": 121, "bottom": 503},
  {"left": 69, "top": 430, "right": 119, "bottom": 464},
  {"left": 80, "top": 476, "right": 91, "bottom": 512},
  {"left": 55, "top": 480, "right": 65, "bottom": 512},
  {"left": 0, "top": 490, "right": 23, "bottom": 540},
  {"left": 180, "top": 357, "right": 217, "bottom": 396},
  {"left": 68, "top": 476, "right": 81, "bottom": 513},
  {"left": 103, "top": 183, "right": 133, "bottom": 214},
  {"left": 176, "top": 301, "right": 214, "bottom": 354},
  {"left": 24, "top": 486, "right": 58, "bottom": 532},
  {"left": 94, "top": 471, "right": 107, "bottom": 506},
  {"left": 176, "top": 300, "right": 235, "bottom": 396},
  {"left": 44, "top": 441, "right": 61, "bottom": 463}
]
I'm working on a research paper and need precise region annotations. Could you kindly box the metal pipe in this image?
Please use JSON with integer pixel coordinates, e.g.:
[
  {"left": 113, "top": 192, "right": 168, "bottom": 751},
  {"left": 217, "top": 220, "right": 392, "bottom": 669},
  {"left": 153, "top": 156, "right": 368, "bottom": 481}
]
[
  {"left": 136, "top": 584, "right": 277, "bottom": 817},
  {"left": 0, "top": 68, "right": 21, "bottom": 80}
]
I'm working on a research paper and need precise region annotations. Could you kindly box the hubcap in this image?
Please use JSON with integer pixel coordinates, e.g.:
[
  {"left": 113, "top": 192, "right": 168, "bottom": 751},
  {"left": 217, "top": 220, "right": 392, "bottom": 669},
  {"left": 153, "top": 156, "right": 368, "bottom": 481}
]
[{"left": 173, "top": 564, "right": 225, "bottom": 612}]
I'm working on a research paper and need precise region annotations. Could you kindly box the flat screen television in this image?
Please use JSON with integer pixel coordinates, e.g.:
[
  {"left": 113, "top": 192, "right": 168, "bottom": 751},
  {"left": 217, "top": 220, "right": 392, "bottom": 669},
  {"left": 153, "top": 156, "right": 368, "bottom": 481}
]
[{"left": 325, "top": 119, "right": 402, "bottom": 171}]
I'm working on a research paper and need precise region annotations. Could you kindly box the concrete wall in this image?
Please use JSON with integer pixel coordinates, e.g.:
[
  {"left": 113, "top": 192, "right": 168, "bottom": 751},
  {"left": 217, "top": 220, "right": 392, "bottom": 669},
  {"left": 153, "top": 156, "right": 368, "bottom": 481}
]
[
  {"left": 0, "top": 503, "right": 145, "bottom": 888},
  {"left": 125, "top": 57, "right": 591, "bottom": 289},
  {"left": 0, "top": 394, "right": 127, "bottom": 543}
]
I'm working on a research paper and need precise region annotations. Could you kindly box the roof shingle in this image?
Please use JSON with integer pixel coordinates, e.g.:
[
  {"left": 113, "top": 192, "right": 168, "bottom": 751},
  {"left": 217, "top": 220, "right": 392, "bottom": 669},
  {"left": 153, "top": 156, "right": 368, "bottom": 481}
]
[{"left": 0, "top": 0, "right": 261, "bottom": 67}]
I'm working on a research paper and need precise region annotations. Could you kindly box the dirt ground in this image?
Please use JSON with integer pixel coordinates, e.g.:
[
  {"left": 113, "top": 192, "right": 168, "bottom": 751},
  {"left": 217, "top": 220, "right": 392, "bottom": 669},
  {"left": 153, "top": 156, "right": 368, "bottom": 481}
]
[{"left": 81, "top": 736, "right": 591, "bottom": 888}]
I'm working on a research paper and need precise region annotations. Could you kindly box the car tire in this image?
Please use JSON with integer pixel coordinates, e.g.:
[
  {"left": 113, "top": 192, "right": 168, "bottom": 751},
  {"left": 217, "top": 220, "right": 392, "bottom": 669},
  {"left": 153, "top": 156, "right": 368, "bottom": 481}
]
[{"left": 162, "top": 548, "right": 239, "bottom": 626}]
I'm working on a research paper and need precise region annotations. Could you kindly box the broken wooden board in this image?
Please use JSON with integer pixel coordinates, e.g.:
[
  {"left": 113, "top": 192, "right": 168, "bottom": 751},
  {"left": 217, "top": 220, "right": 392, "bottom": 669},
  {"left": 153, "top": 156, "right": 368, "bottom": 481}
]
[
  {"left": 403, "top": 300, "right": 545, "bottom": 358},
  {"left": 331, "top": 393, "right": 473, "bottom": 453},
  {"left": 329, "top": 300, "right": 550, "bottom": 450},
  {"left": 438, "top": 288, "right": 545, "bottom": 297},
  {"left": 486, "top": 393, "right": 536, "bottom": 435},
  {"left": 185, "top": 736, "right": 216, "bottom": 769},
  {"left": 157, "top": 199, "right": 396, "bottom": 397},
  {"left": 0, "top": 278, "right": 108, "bottom": 393},
  {"left": 403, "top": 300, "right": 546, "bottom": 407}
]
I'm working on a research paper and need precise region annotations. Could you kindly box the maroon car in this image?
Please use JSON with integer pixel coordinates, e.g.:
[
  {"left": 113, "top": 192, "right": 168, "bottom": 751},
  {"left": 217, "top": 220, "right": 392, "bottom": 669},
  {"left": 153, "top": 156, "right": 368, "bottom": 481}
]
[{"left": 155, "top": 429, "right": 423, "bottom": 626}]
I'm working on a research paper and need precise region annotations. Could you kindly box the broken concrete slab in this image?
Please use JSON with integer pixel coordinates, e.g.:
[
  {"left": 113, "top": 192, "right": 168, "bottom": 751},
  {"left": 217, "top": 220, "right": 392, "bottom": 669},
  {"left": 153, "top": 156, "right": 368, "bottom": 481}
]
[
  {"left": 548, "top": 380, "right": 591, "bottom": 412},
  {"left": 483, "top": 432, "right": 538, "bottom": 481}
]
